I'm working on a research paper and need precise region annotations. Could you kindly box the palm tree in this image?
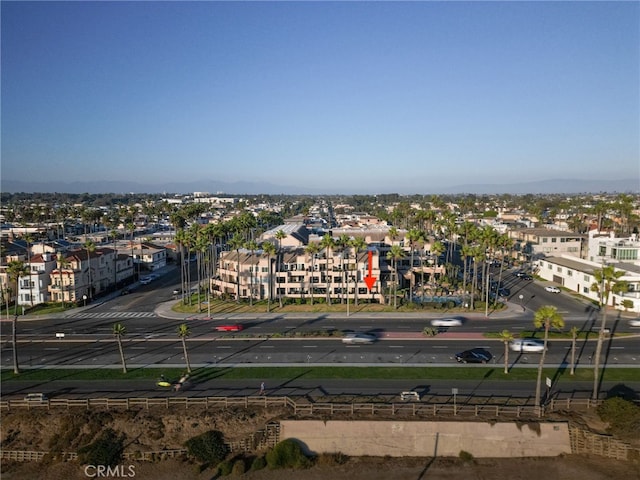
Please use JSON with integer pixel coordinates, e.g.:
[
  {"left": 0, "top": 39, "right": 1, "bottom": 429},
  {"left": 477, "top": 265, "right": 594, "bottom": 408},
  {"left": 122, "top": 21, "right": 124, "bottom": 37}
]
[
  {"left": 498, "top": 329, "right": 514, "bottom": 374},
  {"left": 274, "top": 229, "right": 287, "bottom": 308},
  {"left": 23, "top": 233, "right": 35, "bottom": 307},
  {"left": 590, "top": 265, "right": 627, "bottom": 400},
  {"left": 336, "top": 234, "right": 351, "bottom": 304},
  {"left": 7, "top": 260, "right": 29, "bottom": 315},
  {"left": 177, "top": 323, "right": 192, "bottom": 373},
  {"left": 386, "top": 245, "right": 405, "bottom": 309},
  {"left": 228, "top": 233, "right": 245, "bottom": 303},
  {"left": 262, "top": 241, "right": 277, "bottom": 312},
  {"left": 533, "top": 305, "right": 565, "bottom": 408},
  {"left": 83, "top": 239, "right": 96, "bottom": 300},
  {"left": 113, "top": 322, "right": 127, "bottom": 374},
  {"left": 305, "top": 242, "right": 320, "bottom": 306},
  {"left": 429, "top": 240, "right": 445, "bottom": 287},
  {"left": 7, "top": 260, "right": 28, "bottom": 375},
  {"left": 570, "top": 326, "right": 579, "bottom": 375},
  {"left": 319, "top": 234, "right": 336, "bottom": 305},
  {"left": 405, "top": 228, "right": 423, "bottom": 302},
  {"left": 174, "top": 228, "right": 188, "bottom": 303},
  {"left": 56, "top": 251, "right": 71, "bottom": 308},
  {"left": 245, "top": 239, "right": 259, "bottom": 306},
  {"left": 349, "top": 237, "right": 367, "bottom": 306}
]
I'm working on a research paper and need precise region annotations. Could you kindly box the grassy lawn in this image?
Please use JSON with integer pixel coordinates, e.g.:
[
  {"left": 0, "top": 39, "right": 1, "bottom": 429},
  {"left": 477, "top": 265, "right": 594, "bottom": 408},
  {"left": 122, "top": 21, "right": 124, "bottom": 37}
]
[
  {"left": 2, "top": 365, "right": 638, "bottom": 384},
  {"left": 171, "top": 296, "right": 504, "bottom": 315}
]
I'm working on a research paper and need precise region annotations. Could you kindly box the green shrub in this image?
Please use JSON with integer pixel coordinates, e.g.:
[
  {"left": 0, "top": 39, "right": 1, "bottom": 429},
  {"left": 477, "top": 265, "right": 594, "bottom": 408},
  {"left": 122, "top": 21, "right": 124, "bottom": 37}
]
[
  {"left": 458, "top": 450, "right": 475, "bottom": 463},
  {"left": 185, "top": 430, "right": 229, "bottom": 464},
  {"left": 217, "top": 460, "right": 233, "bottom": 476},
  {"left": 422, "top": 327, "right": 438, "bottom": 337},
  {"left": 231, "top": 459, "right": 246, "bottom": 476},
  {"left": 77, "top": 428, "right": 125, "bottom": 467},
  {"left": 597, "top": 397, "right": 640, "bottom": 439},
  {"left": 266, "top": 439, "right": 312, "bottom": 469},
  {"left": 316, "top": 452, "right": 349, "bottom": 466},
  {"left": 250, "top": 455, "right": 267, "bottom": 471}
]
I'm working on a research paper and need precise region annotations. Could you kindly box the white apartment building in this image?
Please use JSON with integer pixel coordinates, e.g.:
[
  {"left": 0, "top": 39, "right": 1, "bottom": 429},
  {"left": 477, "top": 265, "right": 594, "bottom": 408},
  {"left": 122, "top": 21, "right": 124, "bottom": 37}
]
[
  {"left": 16, "top": 252, "right": 57, "bottom": 307},
  {"left": 536, "top": 255, "right": 640, "bottom": 313},
  {"left": 508, "top": 227, "right": 586, "bottom": 261},
  {"left": 586, "top": 230, "right": 640, "bottom": 264}
]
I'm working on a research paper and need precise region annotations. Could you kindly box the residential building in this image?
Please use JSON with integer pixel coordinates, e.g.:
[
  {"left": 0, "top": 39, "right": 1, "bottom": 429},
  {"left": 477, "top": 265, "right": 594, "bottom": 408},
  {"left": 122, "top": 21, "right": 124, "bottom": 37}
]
[
  {"left": 536, "top": 255, "right": 640, "bottom": 313},
  {"left": 507, "top": 227, "right": 586, "bottom": 262},
  {"left": 48, "top": 247, "right": 117, "bottom": 304},
  {"left": 16, "top": 252, "right": 57, "bottom": 307},
  {"left": 587, "top": 230, "right": 640, "bottom": 264}
]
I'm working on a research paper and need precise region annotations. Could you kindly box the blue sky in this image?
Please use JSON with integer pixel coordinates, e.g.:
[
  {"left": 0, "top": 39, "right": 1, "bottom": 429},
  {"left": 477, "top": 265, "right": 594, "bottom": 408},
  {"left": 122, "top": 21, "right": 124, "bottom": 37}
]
[{"left": 2, "top": 1, "right": 639, "bottom": 194}]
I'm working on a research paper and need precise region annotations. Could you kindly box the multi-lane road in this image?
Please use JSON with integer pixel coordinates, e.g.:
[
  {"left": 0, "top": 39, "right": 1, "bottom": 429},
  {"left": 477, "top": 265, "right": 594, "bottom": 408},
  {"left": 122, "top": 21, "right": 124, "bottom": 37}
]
[{"left": 2, "top": 266, "right": 639, "bottom": 399}]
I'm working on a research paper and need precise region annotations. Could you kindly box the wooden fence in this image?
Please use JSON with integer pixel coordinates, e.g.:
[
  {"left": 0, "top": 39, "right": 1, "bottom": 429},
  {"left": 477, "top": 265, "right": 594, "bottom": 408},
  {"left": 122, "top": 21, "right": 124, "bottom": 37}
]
[
  {"left": 1, "top": 422, "right": 282, "bottom": 463},
  {"left": 569, "top": 426, "right": 636, "bottom": 460},
  {"left": 0, "top": 395, "right": 602, "bottom": 418}
]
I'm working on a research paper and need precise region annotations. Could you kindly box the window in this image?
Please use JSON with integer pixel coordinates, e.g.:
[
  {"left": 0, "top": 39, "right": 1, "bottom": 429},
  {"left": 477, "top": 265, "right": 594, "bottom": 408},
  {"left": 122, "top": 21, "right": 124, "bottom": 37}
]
[
  {"left": 584, "top": 275, "right": 590, "bottom": 282},
  {"left": 551, "top": 238, "right": 557, "bottom": 243},
  {"left": 542, "top": 238, "right": 548, "bottom": 243},
  {"left": 583, "top": 287, "right": 589, "bottom": 294},
  {"left": 557, "top": 267, "right": 562, "bottom": 273},
  {"left": 567, "top": 270, "right": 573, "bottom": 277}
]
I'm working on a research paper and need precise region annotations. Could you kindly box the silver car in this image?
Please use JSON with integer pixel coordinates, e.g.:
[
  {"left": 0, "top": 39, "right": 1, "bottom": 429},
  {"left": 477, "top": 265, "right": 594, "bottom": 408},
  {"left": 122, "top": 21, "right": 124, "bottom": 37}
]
[
  {"left": 431, "top": 317, "right": 463, "bottom": 327},
  {"left": 342, "top": 333, "right": 377, "bottom": 344},
  {"left": 509, "top": 338, "right": 545, "bottom": 353}
]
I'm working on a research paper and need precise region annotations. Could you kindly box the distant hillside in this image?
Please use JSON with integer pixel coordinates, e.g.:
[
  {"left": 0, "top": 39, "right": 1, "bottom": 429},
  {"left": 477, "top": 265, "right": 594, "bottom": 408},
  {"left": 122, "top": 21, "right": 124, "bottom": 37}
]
[{"left": 1, "top": 177, "right": 638, "bottom": 195}]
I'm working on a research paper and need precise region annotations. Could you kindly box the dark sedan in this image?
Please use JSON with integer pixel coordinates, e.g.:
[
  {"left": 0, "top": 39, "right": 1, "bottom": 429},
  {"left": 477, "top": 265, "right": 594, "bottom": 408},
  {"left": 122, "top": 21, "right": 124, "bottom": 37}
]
[{"left": 455, "top": 348, "right": 493, "bottom": 364}]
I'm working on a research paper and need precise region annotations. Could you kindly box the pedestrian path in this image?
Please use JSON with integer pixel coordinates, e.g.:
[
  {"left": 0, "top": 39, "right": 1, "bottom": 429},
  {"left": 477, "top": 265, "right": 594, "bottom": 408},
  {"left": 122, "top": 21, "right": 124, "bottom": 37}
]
[{"left": 64, "top": 312, "right": 157, "bottom": 319}]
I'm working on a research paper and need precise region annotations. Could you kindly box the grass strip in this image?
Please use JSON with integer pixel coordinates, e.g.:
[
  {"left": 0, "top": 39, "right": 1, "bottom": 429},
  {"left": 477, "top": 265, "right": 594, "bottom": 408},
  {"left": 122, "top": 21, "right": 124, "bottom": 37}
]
[{"left": 2, "top": 366, "right": 638, "bottom": 384}]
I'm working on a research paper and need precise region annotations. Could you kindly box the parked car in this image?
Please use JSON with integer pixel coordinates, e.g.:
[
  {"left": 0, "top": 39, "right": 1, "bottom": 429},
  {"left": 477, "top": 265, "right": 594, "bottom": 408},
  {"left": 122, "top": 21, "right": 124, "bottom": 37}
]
[
  {"left": 24, "top": 393, "right": 47, "bottom": 402},
  {"left": 139, "top": 276, "right": 152, "bottom": 285},
  {"left": 172, "top": 288, "right": 182, "bottom": 295},
  {"left": 544, "top": 286, "right": 561, "bottom": 293},
  {"left": 430, "top": 317, "right": 463, "bottom": 327},
  {"left": 522, "top": 275, "right": 533, "bottom": 281},
  {"left": 497, "top": 287, "right": 510, "bottom": 297},
  {"left": 455, "top": 348, "right": 492, "bottom": 364},
  {"left": 215, "top": 324, "right": 244, "bottom": 332},
  {"left": 342, "top": 333, "right": 377, "bottom": 344},
  {"left": 509, "top": 338, "right": 545, "bottom": 353},
  {"left": 629, "top": 319, "right": 640, "bottom": 327}
]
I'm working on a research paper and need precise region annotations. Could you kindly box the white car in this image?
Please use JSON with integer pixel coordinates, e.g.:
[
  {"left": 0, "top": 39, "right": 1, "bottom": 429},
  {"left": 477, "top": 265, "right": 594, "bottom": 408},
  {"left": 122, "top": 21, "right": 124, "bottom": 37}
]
[
  {"left": 629, "top": 319, "right": 640, "bottom": 327},
  {"left": 342, "top": 333, "right": 377, "bottom": 344},
  {"left": 430, "top": 318, "right": 463, "bottom": 327},
  {"left": 509, "top": 338, "right": 545, "bottom": 353},
  {"left": 544, "top": 286, "right": 561, "bottom": 293}
]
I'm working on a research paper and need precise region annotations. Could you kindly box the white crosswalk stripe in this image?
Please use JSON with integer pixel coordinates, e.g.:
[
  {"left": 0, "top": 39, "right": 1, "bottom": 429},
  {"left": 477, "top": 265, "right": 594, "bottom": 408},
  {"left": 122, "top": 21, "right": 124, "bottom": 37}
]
[{"left": 66, "top": 312, "right": 157, "bottom": 319}]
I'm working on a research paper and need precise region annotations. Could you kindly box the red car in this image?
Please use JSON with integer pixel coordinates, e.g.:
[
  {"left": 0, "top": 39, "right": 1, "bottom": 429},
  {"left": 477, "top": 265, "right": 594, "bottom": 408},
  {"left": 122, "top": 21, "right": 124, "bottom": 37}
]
[{"left": 215, "top": 324, "right": 244, "bottom": 332}]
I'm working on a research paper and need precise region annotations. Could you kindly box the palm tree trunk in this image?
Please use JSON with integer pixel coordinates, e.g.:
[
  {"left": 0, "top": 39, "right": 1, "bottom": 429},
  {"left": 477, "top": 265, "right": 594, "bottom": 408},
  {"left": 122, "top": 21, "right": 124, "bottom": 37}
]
[
  {"left": 117, "top": 337, "right": 127, "bottom": 374},
  {"left": 12, "top": 314, "right": 19, "bottom": 374},
  {"left": 535, "top": 324, "right": 550, "bottom": 408},
  {"left": 181, "top": 338, "right": 191, "bottom": 373},
  {"left": 592, "top": 308, "right": 608, "bottom": 401}
]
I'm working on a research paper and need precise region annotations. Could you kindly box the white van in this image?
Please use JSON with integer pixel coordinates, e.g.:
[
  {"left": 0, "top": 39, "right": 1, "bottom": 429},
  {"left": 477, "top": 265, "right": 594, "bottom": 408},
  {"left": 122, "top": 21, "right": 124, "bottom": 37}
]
[{"left": 24, "top": 393, "right": 47, "bottom": 402}]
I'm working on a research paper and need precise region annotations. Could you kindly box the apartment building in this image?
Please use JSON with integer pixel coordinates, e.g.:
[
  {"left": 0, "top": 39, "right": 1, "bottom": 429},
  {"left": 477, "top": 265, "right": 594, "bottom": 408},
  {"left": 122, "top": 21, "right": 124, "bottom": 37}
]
[
  {"left": 15, "top": 252, "right": 58, "bottom": 307},
  {"left": 586, "top": 230, "right": 640, "bottom": 264},
  {"left": 508, "top": 227, "right": 586, "bottom": 261},
  {"left": 48, "top": 247, "right": 118, "bottom": 304},
  {"left": 211, "top": 245, "right": 386, "bottom": 304},
  {"left": 536, "top": 255, "right": 640, "bottom": 313}
]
